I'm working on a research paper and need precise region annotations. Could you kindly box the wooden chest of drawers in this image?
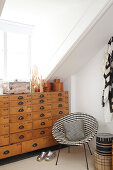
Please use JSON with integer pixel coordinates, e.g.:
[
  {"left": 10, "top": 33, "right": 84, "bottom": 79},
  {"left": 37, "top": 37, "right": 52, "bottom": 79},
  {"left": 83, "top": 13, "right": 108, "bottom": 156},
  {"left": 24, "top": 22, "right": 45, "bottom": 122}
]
[{"left": 0, "top": 91, "right": 69, "bottom": 159}]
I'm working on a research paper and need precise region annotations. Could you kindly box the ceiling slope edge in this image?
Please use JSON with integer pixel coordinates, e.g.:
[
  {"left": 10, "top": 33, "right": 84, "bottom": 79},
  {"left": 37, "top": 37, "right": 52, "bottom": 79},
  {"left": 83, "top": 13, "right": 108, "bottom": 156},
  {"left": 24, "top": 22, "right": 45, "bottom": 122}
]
[
  {"left": 0, "top": 0, "right": 5, "bottom": 16},
  {"left": 46, "top": 0, "right": 113, "bottom": 81}
]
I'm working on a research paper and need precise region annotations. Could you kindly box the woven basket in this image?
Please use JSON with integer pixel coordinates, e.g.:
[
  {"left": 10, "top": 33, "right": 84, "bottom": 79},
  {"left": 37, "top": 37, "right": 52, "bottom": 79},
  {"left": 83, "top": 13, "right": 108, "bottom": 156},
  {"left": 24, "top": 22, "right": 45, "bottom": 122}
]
[{"left": 94, "top": 152, "right": 112, "bottom": 170}]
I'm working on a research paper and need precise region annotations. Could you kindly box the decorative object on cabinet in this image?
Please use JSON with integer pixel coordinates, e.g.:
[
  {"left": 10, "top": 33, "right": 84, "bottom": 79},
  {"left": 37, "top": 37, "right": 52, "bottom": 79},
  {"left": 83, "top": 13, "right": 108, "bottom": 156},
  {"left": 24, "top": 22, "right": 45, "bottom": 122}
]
[
  {"left": 0, "top": 91, "right": 69, "bottom": 160},
  {"left": 31, "top": 65, "right": 39, "bottom": 93},
  {"left": 53, "top": 79, "right": 63, "bottom": 91},
  {"left": 54, "top": 79, "right": 60, "bottom": 83},
  {"left": 39, "top": 75, "right": 44, "bottom": 93},
  {"left": 0, "top": 79, "right": 3, "bottom": 94},
  {"left": 31, "top": 65, "right": 45, "bottom": 93},
  {"left": 3, "top": 82, "right": 30, "bottom": 94},
  {"left": 44, "top": 82, "right": 52, "bottom": 92},
  {"left": 52, "top": 112, "right": 98, "bottom": 170}
]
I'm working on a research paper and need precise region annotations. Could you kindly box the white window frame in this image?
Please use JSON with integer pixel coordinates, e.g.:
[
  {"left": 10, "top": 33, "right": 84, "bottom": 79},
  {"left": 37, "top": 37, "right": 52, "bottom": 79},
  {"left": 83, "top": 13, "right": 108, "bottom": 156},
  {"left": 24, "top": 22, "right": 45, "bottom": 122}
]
[{"left": 0, "top": 19, "right": 33, "bottom": 81}]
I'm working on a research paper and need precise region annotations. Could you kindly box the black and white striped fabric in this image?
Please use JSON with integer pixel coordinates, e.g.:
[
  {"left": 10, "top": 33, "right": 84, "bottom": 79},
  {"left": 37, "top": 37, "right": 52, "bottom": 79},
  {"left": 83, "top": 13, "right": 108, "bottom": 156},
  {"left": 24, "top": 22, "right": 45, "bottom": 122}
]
[
  {"left": 102, "top": 37, "right": 113, "bottom": 114},
  {"left": 52, "top": 112, "right": 98, "bottom": 146}
]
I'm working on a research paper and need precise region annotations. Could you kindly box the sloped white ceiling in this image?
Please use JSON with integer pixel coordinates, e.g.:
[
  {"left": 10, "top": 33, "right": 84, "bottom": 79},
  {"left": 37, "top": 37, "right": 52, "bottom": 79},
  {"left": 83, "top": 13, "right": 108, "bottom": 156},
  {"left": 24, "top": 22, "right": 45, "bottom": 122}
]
[
  {"left": 1, "top": 0, "right": 94, "bottom": 25},
  {"left": 0, "top": 0, "right": 98, "bottom": 76},
  {"left": 47, "top": 2, "right": 113, "bottom": 81}
]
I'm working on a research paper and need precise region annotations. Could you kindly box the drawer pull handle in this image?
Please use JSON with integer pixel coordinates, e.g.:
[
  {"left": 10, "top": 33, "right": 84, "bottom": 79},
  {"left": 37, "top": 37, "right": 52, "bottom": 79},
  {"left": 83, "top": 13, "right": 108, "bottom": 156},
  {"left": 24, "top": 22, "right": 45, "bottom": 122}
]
[
  {"left": 58, "top": 93, "right": 62, "bottom": 96},
  {"left": 18, "top": 101, "right": 24, "bottom": 105},
  {"left": 58, "top": 104, "right": 62, "bottom": 107},
  {"left": 58, "top": 98, "right": 62, "bottom": 101},
  {"left": 3, "top": 108, "right": 8, "bottom": 111},
  {"left": 19, "top": 125, "right": 24, "bottom": 129},
  {"left": 18, "top": 96, "right": 23, "bottom": 99},
  {"left": 59, "top": 111, "right": 63, "bottom": 114},
  {"left": 41, "top": 122, "right": 45, "bottom": 125},
  {"left": 40, "top": 114, "right": 45, "bottom": 117},
  {"left": 18, "top": 116, "right": 24, "bottom": 120},
  {"left": 40, "top": 106, "right": 44, "bottom": 110},
  {"left": 32, "top": 143, "right": 37, "bottom": 147},
  {"left": 19, "top": 135, "right": 24, "bottom": 139},
  {"left": 40, "top": 131, "right": 45, "bottom": 134},
  {"left": 40, "top": 99, "right": 44, "bottom": 103},
  {"left": 18, "top": 108, "right": 24, "bottom": 112},
  {"left": 4, "top": 102, "right": 8, "bottom": 105},
  {"left": 40, "top": 94, "right": 44, "bottom": 98},
  {"left": 4, "top": 150, "right": 10, "bottom": 155},
  {"left": 3, "top": 96, "right": 8, "bottom": 99}
]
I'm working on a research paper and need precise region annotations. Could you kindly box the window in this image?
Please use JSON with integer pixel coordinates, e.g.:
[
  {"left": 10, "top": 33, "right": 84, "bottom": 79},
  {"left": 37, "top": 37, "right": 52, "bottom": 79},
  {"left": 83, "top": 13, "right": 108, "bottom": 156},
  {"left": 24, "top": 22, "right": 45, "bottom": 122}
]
[
  {"left": 7, "top": 32, "right": 30, "bottom": 81},
  {"left": 0, "top": 20, "right": 33, "bottom": 81}
]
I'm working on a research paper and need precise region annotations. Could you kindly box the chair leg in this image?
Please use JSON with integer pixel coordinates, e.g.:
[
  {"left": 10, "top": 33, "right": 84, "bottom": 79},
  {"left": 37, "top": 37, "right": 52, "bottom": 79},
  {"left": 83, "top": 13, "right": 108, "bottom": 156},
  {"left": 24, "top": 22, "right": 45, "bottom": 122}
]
[
  {"left": 87, "top": 143, "right": 92, "bottom": 155},
  {"left": 56, "top": 149, "right": 60, "bottom": 165},
  {"left": 83, "top": 144, "right": 89, "bottom": 170}
]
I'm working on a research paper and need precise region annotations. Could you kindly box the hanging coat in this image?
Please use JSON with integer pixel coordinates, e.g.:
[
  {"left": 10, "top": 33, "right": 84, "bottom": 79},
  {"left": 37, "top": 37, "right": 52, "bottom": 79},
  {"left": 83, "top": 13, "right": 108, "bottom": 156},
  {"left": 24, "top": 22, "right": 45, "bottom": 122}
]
[{"left": 102, "top": 37, "right": 113, "bottom": 122}]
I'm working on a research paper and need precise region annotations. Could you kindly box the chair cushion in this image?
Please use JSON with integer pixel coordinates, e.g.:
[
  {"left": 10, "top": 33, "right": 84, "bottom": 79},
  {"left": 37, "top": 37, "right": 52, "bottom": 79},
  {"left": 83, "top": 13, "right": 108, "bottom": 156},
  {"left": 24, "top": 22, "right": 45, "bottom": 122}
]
[{"left": 63, "top": 119, "right": 85, "bottom": 141}]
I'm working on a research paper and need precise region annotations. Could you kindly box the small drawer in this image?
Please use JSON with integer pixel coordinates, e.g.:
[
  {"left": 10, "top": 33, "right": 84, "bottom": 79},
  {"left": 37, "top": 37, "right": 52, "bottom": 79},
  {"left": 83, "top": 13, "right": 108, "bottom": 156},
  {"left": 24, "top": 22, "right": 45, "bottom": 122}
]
[
  {"left": 52, "top": 92, "right": 65, "bottom": 97},
  {"left": 64, "top": 91, "right": 68, "bottom": 96},
  {"left": 52, "top": 103, "right": 65, "bottom": 109},
  {"left": 10, "top": 131, "right": 32, "bottom": 144},
  {"left": 32, "top": 111, "right": 51, "bottom": 120},
  {"left": 0, "top": 95, "right": 9, "bottom": 102},
  {"left": 65, "top": 103, "right": 69, "bottom": 109},
  {"left": 32, "top": 93, "right": 51, "bottom": 100},
  {"left": 0, "top": 143, "right": 21, "bottom": 159},
  {"left": 10, "top": 121, "right": 32, "bottom": 133},
  {"left": 10, "top": 100, "right": 32, "bottom": 107},
  {"left": 65, "top": 97, "right": 69, "bottom": 103},
  {"left": 52, "top": 109, "right": 65, "bottom": 117},
  {"left": 0, "top": 135, "right": 9, "bottom": 146},
  {"left": 10, "top": 94, "right": 31, "bottom": 101},
  {"left": 52, "top": 97, "right": 65, "bottom": 103},
  {"left": 32, "top": 98, "right": 51, "bottom": 105},
  {"left": 0, "top": 108, "right": 9, "bottom": 116},
  {"left": 32, "top": 104, "right": 51, "bottom": 112},
  {"left": 46, "top": 136, "right": 58, "bottom": 147},
  {"left": 33, "top": 127, "right": 52, "bottom": 138},
  {"left": 10, "top": 106, "right": 32, "bottom": 115},
  {"left": 10, "top": 113, "right": 32, "bottom": 123},
  {"left": 33, "top": 118, "right": 52, "bottom": 129},
  {"left": 22, "top": 137, "right": 47, "bottom": 153},
  {"left": 0, "top": 116, "right": 9, "bottom": 124},
  {"left": 0, "top": 124, "right": 9, "bottom": 135},
  {"left": 0, "top": 102, "right": 9, "bottom": 108}
]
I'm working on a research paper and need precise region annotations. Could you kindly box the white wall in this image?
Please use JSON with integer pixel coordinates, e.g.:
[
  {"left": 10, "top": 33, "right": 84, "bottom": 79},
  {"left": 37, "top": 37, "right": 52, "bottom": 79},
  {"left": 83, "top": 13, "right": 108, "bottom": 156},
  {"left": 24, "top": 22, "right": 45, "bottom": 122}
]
[
  {"left": 63, "top": 76, "right": 72, "bottom": 113},
  {"left": 72, "top": 46, "right": 113, "bottom": 133}
]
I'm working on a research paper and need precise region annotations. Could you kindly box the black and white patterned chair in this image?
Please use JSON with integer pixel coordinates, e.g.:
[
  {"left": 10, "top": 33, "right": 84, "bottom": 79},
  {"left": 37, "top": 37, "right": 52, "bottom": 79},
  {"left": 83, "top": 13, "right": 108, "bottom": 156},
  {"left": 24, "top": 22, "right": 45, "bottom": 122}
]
[{"left": 52, "top": 112, "right": 98, "bottom": 170}]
